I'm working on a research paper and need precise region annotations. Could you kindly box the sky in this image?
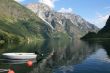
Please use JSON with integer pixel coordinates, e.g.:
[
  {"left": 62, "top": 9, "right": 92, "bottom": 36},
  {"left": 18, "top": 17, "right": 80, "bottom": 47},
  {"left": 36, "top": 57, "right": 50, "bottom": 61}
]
[{"left": 15, "top": 0, "right": 110, "bottom": 28}]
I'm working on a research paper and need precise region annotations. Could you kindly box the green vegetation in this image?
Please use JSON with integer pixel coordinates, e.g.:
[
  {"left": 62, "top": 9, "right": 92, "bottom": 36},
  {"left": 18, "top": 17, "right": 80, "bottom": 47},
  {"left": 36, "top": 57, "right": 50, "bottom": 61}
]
[
  {"left": 49, "top": 31, "right": 71, "bottom": 40},
  {"left": 0, "top": 0, "right": 49, "bottom": 43},
  {"left": 0, "top": 0, "right": 71, "bottom": 44},
  {"left": 81, "top": 32, "right": 97, "bottom": 40}
]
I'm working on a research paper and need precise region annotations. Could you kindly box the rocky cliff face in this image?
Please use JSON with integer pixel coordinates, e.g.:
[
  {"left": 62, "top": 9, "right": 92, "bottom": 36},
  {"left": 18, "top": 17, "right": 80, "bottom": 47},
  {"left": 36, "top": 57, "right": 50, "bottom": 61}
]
[{"left": 27, "top": 3, "right": 99, "bottom": 38}]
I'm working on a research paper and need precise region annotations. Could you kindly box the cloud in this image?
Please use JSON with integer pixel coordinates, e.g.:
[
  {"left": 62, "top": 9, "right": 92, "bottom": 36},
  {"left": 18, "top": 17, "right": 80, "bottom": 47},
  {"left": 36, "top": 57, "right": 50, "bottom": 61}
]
[
  {"left": 89, "top": 13, "right": 110, "bottom": 28},
  {"left": 58, "top": 8, "right": 73, "bottom": 13},
  {"left": 39, "top": 0, "right": 58, "bottom": 8}
]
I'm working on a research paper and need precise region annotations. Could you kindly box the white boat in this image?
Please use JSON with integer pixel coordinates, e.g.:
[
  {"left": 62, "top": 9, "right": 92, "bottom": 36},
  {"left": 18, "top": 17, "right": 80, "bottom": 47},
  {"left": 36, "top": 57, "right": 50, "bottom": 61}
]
[{"left": 2, "top": 53, "right": 37, "bottom": 60}]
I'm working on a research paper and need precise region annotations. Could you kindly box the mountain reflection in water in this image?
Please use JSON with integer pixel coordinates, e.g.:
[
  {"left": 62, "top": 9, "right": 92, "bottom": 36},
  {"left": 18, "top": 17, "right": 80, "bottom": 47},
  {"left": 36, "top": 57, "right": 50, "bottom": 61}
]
[{"left": 0, "top": 40, "right": 110, "bottom": 73}]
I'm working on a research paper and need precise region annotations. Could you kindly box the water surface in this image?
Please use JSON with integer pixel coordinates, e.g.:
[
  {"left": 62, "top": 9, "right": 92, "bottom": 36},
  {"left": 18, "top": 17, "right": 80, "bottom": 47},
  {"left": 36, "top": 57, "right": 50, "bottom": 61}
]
[{"left": 0, "top": 40, "right": 110, "bottom": 73}]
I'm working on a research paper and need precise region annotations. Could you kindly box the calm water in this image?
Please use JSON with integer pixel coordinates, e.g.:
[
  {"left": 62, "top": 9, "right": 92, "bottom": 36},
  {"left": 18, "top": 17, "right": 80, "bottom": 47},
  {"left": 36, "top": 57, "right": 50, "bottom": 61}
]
[{"left": 0, "top": 39, "right": 110, "bottom": 73}]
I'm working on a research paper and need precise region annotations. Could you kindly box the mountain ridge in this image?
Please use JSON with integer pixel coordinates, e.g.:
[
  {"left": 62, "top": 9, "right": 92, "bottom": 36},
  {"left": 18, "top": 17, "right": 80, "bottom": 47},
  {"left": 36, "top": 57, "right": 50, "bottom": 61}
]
[
  {"left": 98, "top": 16, "right": 110, "bottom": 37},
  {"left": 81, "top": 16, "right": 110, "bottom": 40},
  {"left": 0, "top": 0, "right": 50, "bottom": 43},
  {"left": 27, "top": 3, "right": 99, "bottom": 38},
  {"left": 0, "top": 1, "right": 99, "bottom": 44}
]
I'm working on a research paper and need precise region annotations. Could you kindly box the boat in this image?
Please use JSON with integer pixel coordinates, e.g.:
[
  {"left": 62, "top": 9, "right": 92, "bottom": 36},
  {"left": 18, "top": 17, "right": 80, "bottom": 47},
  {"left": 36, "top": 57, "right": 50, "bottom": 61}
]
[{"left": 2, "top": 53, "right": 37, "bottom": 60}]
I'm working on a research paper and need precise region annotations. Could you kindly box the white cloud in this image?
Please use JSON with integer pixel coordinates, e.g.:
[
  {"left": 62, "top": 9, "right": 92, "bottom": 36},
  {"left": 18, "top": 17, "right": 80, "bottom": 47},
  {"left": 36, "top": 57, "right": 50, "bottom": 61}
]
[
  {"left": 58, "top": 8, "right": 73, "bottom": 13},
  {"left": 15, "top": 0, "right": 25, "bottom": 2},
  {"left": 39, "top": 0, "right": 58, "bottom": 8},
  {"left": 89, "top": 13, "right": 109, "bottom": 28}
]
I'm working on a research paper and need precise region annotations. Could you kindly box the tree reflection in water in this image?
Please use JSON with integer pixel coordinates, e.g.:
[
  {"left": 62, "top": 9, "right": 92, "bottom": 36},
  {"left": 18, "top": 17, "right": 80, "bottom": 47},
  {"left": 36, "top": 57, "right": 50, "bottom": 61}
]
[{"left": 29, "top": 39, "right": 100, "bottom": 73}]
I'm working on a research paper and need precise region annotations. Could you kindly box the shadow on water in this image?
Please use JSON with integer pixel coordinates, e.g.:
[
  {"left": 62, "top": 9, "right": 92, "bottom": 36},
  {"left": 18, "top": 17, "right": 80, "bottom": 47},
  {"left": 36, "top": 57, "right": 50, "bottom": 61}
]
[
  {"left": 99, "top": 40, "right": 110, "bottom": 57},
  {"left": 1, "top": 39, "right": 110, "bottom": 73}
]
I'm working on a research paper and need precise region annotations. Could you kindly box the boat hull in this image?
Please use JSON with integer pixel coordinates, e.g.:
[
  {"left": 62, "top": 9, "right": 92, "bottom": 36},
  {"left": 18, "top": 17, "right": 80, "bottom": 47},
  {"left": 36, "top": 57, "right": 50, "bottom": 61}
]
[{"left": 2, "top": 53, "right": 37, "bottom": 60}]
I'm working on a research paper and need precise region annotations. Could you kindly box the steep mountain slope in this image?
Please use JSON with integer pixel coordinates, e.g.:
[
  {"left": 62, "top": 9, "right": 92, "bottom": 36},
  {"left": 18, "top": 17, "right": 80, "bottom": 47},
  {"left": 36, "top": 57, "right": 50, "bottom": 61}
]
[
  {"left": 0, "top": 0, "right": 49, "bottom": 43},
  {"left": 27, "top": 3, "right": 99, "bottom": 38},
  {"left": 81, "top": 16, "right": 110, "bottom": 40},
  {"left": 98, "top": 16, "right": 110, "bottom": 38}
]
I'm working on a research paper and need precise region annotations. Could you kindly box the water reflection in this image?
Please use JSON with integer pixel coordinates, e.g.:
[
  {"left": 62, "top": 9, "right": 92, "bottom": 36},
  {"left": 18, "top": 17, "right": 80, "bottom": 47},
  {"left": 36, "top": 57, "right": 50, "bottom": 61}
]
[
  {"left": 0, "top": 59, "right": 36, "bottom": 64},
  {"left": 100, "top": 41, "right": 110, "bottom": 57},
  {"left": 54, "top": 41, "right": 110, "bottom": 73},
  {"left": 0, "top": 39, "right": 110, "bottom": 73},
  {"left": 29, "top": 40, "right": 100, "bottom": 73}
]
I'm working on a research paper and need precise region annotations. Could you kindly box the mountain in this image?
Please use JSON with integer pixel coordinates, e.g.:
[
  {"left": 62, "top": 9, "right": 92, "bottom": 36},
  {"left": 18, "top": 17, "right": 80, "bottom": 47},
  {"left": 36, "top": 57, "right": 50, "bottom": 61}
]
[
  {"left": 81, "top": 16, "right": 110, "bottom": 40},
  {"left": 27, "top": 3, "right": 99, "bottom": 38},
  {"left": 0, "top": 0, "right": 50, "bottom": 43},
  {"left": 98, "top": 16, "right": 110, "bottom": 38},
  {"left": 0, "top": 1, "right": 99, "bottom": 44}
]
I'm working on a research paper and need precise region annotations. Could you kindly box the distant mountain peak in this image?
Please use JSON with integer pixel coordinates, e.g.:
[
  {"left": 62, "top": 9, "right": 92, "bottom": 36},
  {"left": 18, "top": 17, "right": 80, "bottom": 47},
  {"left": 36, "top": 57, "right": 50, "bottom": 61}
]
[
  {"left": 26, "top": 2, "right": 99, "bottom": 38},
  {"left": 26, "top": 3, "right": 53, "bottom": 13}
]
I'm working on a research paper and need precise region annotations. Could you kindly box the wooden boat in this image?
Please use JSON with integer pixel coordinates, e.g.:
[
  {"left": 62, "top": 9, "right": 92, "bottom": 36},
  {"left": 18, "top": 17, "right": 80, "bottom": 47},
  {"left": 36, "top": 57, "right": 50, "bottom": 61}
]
[{"left": 2, "top": 53, "right": 37, "bottom": 60}]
